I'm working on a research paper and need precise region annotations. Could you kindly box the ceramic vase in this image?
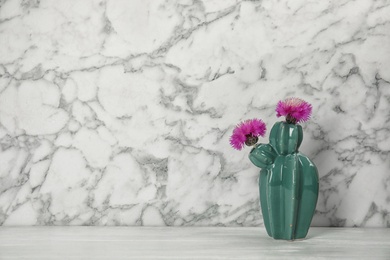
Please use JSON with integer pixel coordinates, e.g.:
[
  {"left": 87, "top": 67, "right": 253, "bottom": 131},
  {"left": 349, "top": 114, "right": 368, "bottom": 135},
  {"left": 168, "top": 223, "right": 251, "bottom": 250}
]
[{"left": 249, "top": 121, "right": 319, "bottom": 240}]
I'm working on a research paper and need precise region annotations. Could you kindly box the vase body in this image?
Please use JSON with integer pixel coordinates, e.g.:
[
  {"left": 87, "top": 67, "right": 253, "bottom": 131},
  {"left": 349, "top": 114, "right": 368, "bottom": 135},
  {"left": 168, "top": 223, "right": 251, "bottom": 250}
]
[{"left": 249, "top": 122, "right": 319, "bottom": 240}]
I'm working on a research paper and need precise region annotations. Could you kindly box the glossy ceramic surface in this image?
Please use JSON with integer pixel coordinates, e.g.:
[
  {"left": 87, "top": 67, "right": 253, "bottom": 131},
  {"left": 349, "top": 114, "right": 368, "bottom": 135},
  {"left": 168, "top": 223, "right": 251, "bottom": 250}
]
[{"left": 249, "top": 122, "right": 319, "bottom": 240}]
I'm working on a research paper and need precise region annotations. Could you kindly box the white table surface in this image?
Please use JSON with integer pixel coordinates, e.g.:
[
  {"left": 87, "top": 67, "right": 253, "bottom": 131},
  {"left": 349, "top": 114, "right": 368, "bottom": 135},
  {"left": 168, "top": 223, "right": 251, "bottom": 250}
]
[{"left": 0, "top": 227, "right": 389, "bottom": 259}]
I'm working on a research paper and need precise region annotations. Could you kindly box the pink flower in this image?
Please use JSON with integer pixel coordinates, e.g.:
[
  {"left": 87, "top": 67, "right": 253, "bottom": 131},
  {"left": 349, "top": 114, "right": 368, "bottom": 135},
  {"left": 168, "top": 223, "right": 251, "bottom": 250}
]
[
  {"left": 276, "top": 97, "right": 312, "bottom": 124},
  {"left": 230, "top": 119, "right": 266, "bottom": 150}
]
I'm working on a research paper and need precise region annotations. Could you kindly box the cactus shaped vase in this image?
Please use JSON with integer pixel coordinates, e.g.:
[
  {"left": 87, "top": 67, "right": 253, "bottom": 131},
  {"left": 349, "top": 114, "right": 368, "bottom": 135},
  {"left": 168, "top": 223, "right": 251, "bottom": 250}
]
[{"left": 249, "top": 121, "right": 319, "bottom": 240}]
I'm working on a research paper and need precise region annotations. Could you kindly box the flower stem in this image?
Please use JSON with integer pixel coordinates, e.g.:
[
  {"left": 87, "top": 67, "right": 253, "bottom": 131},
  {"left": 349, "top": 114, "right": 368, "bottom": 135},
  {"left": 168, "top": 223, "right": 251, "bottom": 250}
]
[
  {"left": 286, "top": 114, "right": 297, "bottom": 124},
  {"left": 245, "top": 134, "right": 259, "bottom": 146}
]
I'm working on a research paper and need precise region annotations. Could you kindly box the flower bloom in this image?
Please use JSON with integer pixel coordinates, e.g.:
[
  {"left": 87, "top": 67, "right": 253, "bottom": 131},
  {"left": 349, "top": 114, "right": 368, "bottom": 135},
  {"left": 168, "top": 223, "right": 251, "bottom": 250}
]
[
  {"left": 230, "top": 119, "right": 266, "bottom": 150},
  {"left": 276, "top": 97, "right": 312, "bottom": 124}
]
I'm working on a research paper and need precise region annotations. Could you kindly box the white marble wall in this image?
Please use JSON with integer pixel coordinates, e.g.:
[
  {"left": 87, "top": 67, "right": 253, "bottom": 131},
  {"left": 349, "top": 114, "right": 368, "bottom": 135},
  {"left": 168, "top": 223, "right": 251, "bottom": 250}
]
[{"left": 0, "top": 0, "right": 389, "bottom": 227}]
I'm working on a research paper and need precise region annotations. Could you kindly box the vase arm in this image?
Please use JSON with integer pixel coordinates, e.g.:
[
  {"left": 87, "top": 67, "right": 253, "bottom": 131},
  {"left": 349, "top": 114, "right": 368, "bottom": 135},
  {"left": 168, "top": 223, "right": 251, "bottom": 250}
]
[{"left": 249, "top": 144, "right": 277, "bottom": 169}]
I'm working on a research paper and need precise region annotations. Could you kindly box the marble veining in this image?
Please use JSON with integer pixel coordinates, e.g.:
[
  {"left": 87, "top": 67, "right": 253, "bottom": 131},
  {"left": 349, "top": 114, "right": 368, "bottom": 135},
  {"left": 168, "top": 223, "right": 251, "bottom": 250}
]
[{"left": 0, "top": 0, "right": 389, "bottom": 226}]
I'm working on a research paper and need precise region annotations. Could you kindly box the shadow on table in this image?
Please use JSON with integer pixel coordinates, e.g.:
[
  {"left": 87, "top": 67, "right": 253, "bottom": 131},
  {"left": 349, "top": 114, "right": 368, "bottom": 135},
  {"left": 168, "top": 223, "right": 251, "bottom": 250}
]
[{"left": 306, "top": 227, "right": 336, "bottom": 239}]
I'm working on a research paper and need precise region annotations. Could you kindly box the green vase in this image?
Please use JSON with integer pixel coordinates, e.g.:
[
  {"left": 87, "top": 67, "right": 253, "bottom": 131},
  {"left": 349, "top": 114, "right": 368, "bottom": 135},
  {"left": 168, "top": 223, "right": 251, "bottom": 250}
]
[{"left": 249, "top": 122, "right": 319, "bottom": 240}]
